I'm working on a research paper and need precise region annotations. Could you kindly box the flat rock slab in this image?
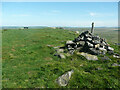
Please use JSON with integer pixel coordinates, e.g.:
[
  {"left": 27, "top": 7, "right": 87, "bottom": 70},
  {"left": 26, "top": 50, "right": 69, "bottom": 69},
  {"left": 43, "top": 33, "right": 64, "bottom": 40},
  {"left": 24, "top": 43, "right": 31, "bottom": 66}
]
[
  {"left": 77, "top": 52, "right": 98, "bottom": 60},
  {"left": 56, "top": 70, "right": 74, "bottom": 86}
]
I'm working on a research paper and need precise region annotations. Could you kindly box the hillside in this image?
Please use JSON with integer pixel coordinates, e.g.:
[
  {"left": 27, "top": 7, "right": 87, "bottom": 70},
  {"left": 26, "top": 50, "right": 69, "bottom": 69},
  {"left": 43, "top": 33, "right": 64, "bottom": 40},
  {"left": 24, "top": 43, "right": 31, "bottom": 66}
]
[{"left": 2, "top": 28, "right": 120, "bottom": 88}]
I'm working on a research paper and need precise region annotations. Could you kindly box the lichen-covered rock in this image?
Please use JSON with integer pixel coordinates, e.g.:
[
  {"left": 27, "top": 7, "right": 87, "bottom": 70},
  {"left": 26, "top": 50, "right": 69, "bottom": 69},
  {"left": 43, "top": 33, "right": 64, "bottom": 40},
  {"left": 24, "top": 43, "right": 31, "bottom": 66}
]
[
  {"left": 77, "top": 52, "right": 98, "bottom": 60},
  {"left": 56, "top": 70, "right": 74, "bottom": 86},
  {"left": 56, "top": 49, "right": 64, "bottom": 53},
  {"left": 58, "top": 54, "right": 66, "bottom": 59}
]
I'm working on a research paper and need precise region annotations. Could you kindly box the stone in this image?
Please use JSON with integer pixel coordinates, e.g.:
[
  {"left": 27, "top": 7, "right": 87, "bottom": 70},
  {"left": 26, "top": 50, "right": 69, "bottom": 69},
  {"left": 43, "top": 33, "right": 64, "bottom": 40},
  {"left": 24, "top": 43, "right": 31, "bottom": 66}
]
[
  {"left": 56, "top": 49, "right": 64, "bottom": 53},
  {"left": 114, "top": 43, "right": 120, "bottom": 46},
  {"left": 77, "top": 52, "right": 98, "bottom": 60},
  {"left": 99, "top": 47, "right": 107, "bottom": 55},
  {"left": 108, "top": 51, "right": 114, "bottom": 55},
  {"left": 53, "top": 46, "right": 60, "bottom": 49},
  {"left": 56, "top": 70, "right": 74, "bottom": 86},
  {"left": 107, "top": 47, "right": 114, "bottom": 51},
  {"left": 66, "top": 40, "right": 74, "bottom": 45},
  {"left": 112, "top": 63, "right": 120, "bottom": 67},
  {"left": 87, "top": 37, "right": 92, "bottom": 41},
  {"left": 89, "top": 48, "right": 101, "bottom": 55},
  {"left": 113, "top": 53, "right": 120, "bottom": 58},
  {"left": 92, "top": 36, "right": 100, "bottom": 40},
  {"left": 92, "top": 40, "right": 100, "bottom": 44},
  {"left": 75, "top": 31, "right": 79, "bottom": 34},
  {"left": 101, "top": 56, "right": 111, "bottom": 60},
  {"left": 58, "top": 54, "right": 66, "bottom": 59},
  {"left": 94, "top": 44, "right": 100, "bottom": 48},
  {"left": 77, "top": 41, "right": 85, "bottom": 46},
  {"left": 86, "top": 41, "right": 94, "bottom": 48}
]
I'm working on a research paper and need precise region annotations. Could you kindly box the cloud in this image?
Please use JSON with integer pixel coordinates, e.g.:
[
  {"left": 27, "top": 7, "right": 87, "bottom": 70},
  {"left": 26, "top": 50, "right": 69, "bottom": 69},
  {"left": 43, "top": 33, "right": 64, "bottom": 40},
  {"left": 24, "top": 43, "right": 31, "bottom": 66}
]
[{"left": 89, "top": 12, "right": 96, "bottom": 16}]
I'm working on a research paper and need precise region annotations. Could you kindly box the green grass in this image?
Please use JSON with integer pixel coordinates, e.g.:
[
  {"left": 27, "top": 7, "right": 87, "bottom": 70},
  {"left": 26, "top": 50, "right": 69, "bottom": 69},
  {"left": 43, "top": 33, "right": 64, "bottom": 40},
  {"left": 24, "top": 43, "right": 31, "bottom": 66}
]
[{"left": 2, "top": 28, "right": 120, "bottom": 88}]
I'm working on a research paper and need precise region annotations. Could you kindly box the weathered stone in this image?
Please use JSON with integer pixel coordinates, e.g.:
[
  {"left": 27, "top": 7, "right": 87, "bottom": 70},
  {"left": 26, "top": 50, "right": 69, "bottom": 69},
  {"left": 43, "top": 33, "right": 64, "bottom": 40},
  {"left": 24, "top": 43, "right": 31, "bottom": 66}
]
[
  {"left": 75, "top": 31, "right": 79, "bottom": 34},
  {"left": 86, "top": 41, "right": 94, "bottom": 48},
  {"left": 107, "top": 47, "right": 114, "bottom": 51},
  {"left": 87, "top": 37, "right": 92, "bottom": 41},
  {"left": 56, "top": 70, "right": 74, "bottom": 86},
  {"left": 53, "top": 46, "right": 60, "bottom": 49},
  {"left": 66, "top": 40, "right": 74, "bottom": 45},
  {"left": 101, "top": 56, "right": 111, "bottom": 60},
  {"left": 77, "top": 52, "right": 98, "bottom": 60},
  {"left": 58, "top": 54, "right": 66, "bottom": 59},
  {"left": 92, "top": 40, "right": 100, "bottom": 44},
  {"left": 113, "top": 53, "right": 120, "bottom": 58},
  {"left": 89, "top": 48, "right": 101, "bottom": 55},
  {"left": 112, "top": 63, "right": 120, "bottom": 67},
  {"left": 77, "top": 41, "right": 85, "bottom": 46},
  {"left": 94, "top": 44, "right": 100, "bottom": 48},
  {"left": 99, "top": 47, "right": 107, "bottom": 55},
  {"left": 108, "top": 51, "right": 114, "bottom": 55},
  {"left": 92, "top": 36, "right": 100, "bottom": 40},
  {"left": 56, "top": 49, "right": 64, "bottom": 53}
]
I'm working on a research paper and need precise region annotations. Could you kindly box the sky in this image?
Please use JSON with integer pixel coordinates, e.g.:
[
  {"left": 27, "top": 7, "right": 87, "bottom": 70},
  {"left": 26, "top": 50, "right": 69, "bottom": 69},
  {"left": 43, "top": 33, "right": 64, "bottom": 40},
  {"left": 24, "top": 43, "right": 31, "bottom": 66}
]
[{"left": 2, "top": 2, "right": 118, "bottom": 27}]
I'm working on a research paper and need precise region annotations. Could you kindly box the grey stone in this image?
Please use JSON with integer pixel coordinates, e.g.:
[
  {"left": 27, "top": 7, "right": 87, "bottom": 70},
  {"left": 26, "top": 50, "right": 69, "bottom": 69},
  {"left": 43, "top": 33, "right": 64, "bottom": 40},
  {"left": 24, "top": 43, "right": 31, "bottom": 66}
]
[
  {"left": 92, "top": 40, "right": 100, "bottom": 44},
  {"left": 66, "top": 40, "right": 74, "bottom": 45},
  {"left": 92, "top": 36, "right": 100, "bottom": 40},
  {"left": 56, "top": 49, "right": 64, "bottom": 53},
  {"left": 94, "top": 44, "right": 100, "bottom": 48},
  {"left": 58, "top": 54, "right": 66, "bottom": 59},
  {"left": 89, "top": 48, "right": 101, "bottom": 55},
  {"left": 107, "top": 47, "right": 114, "bottom": 51},
  {"left": 113, "top": 53, "right": 120, "bottom": 58},
  {"left": 112, "top": 63, "right": 120, "bottom": 67},
  {"left": 108, "top": 51, "right": 114, "bottom": 55},
  {"left": 101, "top": 56, "right": 111, "bottom": 60},
  {"left": 86, "top": 41, "right": 94, "bottom": 48},
  {"left": 75, "top": 31, "right": 79, "bottom": 34},
  {"left": 56, "top": 70, "right": 74, "bottom": 86},
  {"left": 87, "top": 37, "right": 92, "bottom": 41},
  {"left": 77, "top": 41, "right": 85, "bottom": 46},
  {"left": 99, "top": 47, "right": 107, "bottom": 55},
  {"left": 77, "top": 52, "right": 98, "bottom": 60}
]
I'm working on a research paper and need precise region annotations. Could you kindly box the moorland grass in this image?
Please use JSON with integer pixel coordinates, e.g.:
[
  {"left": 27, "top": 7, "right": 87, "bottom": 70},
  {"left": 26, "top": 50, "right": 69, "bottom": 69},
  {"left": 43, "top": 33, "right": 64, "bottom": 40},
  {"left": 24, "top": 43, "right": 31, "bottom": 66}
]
[{"left": 2, "top": 28, "right": 120, "bottom": 88}]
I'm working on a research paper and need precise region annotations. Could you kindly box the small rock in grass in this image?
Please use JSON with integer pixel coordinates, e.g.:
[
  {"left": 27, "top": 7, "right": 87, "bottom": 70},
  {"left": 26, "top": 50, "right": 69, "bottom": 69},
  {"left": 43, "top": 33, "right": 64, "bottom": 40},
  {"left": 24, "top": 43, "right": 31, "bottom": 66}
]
[
  {"left": 56, "top": 49, "right": 64, "bottom": 53},
  {"left": 112, "top": 63, "right": 120, "bottom": 67},
  {"left": 58, "top": 54, "right": 66, "bottom": 59},
  {"left": 75, "top": 31, "right": 79, "bottom": 34},
  {"left": 56, "top": 70, "right": 74, "bottom": 86},
  {"left": 113, "top": 53, "right": 120, "bottom": 58},
  {"left": 101, "top": 56, "right": 111, "bottom": 61}
]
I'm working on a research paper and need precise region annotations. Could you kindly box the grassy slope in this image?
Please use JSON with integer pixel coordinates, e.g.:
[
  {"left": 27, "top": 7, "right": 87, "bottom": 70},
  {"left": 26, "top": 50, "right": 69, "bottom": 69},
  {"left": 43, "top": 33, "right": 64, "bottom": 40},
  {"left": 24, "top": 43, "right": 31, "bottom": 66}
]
[{"left": 2, "top": 28, "right": 120, "bottom": 88}]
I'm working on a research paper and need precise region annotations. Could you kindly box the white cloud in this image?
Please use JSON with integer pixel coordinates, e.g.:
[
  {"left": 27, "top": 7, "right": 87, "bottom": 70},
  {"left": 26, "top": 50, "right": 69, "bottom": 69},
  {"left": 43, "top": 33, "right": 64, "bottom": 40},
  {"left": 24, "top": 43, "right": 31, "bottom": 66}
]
[{"left": 89, "top": 12, "right": 96, "bottom": 16}]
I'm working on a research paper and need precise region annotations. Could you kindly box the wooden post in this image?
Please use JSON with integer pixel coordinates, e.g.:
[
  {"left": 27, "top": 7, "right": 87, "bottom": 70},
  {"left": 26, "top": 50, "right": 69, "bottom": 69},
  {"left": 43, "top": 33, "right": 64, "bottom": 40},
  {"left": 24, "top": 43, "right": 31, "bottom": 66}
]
[{"left": 91, "top": 22, "right": 94, "bottom": 34}]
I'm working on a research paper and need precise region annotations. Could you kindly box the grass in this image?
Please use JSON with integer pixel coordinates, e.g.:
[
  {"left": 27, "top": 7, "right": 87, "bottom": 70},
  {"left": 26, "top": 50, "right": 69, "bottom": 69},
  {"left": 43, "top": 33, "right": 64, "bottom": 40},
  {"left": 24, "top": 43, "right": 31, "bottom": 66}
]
[{"left": 2, "top": 28, "right": 120, "bottom": 88}]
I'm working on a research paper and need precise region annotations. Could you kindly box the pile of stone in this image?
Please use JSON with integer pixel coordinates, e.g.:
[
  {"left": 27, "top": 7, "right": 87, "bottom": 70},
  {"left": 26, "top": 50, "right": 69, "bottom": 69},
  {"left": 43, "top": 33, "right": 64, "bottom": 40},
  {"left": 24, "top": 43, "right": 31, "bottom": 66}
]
[{"left": 65, "top": 30, "right": 114, "bottom": 55}]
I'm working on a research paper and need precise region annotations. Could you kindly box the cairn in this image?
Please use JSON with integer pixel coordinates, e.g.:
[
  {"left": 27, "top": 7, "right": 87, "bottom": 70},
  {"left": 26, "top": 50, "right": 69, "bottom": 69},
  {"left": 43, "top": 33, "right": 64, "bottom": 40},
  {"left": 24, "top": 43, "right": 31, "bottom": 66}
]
[{"left": 64, "top": 22, "right": 114, "bottom": 55}]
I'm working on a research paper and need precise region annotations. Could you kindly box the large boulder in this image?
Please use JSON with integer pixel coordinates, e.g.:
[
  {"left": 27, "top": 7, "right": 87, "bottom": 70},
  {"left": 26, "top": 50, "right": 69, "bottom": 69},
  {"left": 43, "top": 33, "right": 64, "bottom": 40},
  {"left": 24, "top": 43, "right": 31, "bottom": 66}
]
[{"left": 56, "top": 70, "right": 74, "bottom": 86}]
